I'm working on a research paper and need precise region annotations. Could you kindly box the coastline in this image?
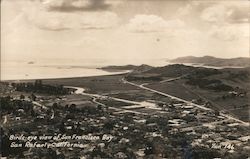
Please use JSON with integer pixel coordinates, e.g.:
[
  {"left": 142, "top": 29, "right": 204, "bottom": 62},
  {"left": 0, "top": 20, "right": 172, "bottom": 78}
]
[{"left": 1, "top": 70, "right": 130, "bottom": 82}]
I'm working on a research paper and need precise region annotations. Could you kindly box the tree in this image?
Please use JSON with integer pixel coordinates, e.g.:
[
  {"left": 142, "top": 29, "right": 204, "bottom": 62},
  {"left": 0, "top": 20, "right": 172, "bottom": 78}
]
[
  {"left": 103, "top": 120, "right": 115, "bottom": 130},
  {"left": 20, "top": 94, "right": 25, "bottom": 100},
  {"left": 69, "top": 104, "right": 76, "bottom": 112},
  {"left": 144, "top": 140, "right": 154, "bottom": 155},
  {"left": 97, "top": 104, "right": 103, "bottom": 111},
  {"left": 30, "top": 108, "right": 36, "bottom": 117},
  {"left": 34, "top": 80, "right": 42, "bottom": 88},
  {"left": 52, "top": 103, "right": 58, "bottom": 109},
  {"left": 191, "top": 146, "right": 221, "bottom": 159},
  {"left": 30, "top": 94, "right": 36, "bottom": 101}
]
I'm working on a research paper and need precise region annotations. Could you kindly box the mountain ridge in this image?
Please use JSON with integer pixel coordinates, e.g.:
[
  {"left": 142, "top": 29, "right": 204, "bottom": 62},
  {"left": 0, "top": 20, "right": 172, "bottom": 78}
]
[{"left": 169, "top": 56, "right": 250, "bottom": 67}]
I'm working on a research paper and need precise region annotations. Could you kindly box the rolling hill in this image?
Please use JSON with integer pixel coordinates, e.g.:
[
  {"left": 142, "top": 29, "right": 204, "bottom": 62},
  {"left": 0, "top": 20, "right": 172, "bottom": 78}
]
[{"left": 169, "top": 56, "right": 250, "bottom": 67}]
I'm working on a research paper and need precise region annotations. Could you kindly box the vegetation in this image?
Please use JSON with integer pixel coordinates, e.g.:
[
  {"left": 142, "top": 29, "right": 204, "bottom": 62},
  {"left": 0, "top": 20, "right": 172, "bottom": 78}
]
[
  {"left": 0, "top": 96, "right": 34, "bottom": 114},
  {"left": 12, "top": 80, "right": 71, "bottom": 95},
  {"left": 125, "top": 75, "right": 162, "bottom": 81},
  {"left": 186, "top": 78, "right": 233, "bottom": 91}
]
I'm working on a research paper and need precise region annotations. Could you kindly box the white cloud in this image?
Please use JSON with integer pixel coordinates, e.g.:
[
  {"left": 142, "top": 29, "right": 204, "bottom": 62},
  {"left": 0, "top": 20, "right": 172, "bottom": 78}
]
[
  {"left": 209, "top": 24, "right": 249, "bottom": 41},
  {"left": 177, "top": 1, "right": 249, "bottom": 42},
  {"left": 201, "top": 5, "right": 231, "bottom": 23},
  {"left": 200, "top": 2, "right": 249, "bottom": 23},
  {"left": 176, "top": 4, "right": 192, "bottom": 17},
  {"left": 22, "top": 1, "right": 120, "bottom": 31},
  {"left": 127, "top": 14, "right": 184, "bottom": 33},
  {"left": 29, "top": 11, "right": 119, "bottom": 30}
]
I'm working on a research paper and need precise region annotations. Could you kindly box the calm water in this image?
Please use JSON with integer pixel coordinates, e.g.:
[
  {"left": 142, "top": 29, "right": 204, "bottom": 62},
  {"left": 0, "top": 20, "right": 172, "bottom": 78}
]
[
  {"left": 1, "top": 63, "right": 127, "bottom": 81},
  {"left": 1, "top": 59, "right": 169, "bottom": 81},
  {"left": 2, "top": 58, "right": 238, "bottom": 81}
]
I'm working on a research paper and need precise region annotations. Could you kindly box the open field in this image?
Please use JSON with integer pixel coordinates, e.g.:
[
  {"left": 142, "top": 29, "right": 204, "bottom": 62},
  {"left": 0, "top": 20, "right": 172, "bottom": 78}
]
[
  {"left": 40, "top": 74, "right": 140, "bottom": 94},
  {"left": 19, "top": 68, "right": 249, "bottom": 122},
  {"left": 148, "top": 80, "right": 199, "bottom": 101},
  {"left": 148, "top": 79, "right": 250, "bottom": 121}
]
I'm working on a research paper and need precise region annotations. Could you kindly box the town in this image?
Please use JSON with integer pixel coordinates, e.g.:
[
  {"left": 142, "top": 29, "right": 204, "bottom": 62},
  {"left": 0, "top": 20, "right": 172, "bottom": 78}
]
[{"left": 1, "top": 76, "right": 249, "bottom": 158}]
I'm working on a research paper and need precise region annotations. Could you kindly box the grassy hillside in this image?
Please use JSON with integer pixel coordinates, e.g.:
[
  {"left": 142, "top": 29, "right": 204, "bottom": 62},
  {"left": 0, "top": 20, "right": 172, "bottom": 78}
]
[{"left": 125, "top": 64, "right": 250, "bottom": 121}]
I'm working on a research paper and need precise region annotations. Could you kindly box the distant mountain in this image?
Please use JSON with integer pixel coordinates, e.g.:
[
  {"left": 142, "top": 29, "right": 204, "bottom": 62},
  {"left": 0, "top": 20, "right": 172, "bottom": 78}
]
[
  {"left": 126, "top": 64, "right": 250, "bottom": 92},
  {"left": 128, "top": 64, "right": 223, "bottom": 80},
  {"left": 100, "top": 64, "right": 153, "bottom": 73},
  {"left": 144, "top": 64, "right": 195, "bottom": 77},
  {"left": 27, "top": 61, "right": 35, "bottom": 64},
  {"left": 169, "top": 56, "right": 250, "bottom": 67}
]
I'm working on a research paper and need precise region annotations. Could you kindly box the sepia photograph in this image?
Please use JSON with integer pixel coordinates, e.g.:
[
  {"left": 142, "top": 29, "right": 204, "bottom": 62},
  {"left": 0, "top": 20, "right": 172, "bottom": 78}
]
[{"left": 1, "top": 0, "right": 250, "bottom": 158}]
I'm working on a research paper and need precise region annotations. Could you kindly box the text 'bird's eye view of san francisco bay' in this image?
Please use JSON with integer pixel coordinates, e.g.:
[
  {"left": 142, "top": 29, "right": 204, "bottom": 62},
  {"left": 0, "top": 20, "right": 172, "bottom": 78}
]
[{"left": 1, "top": 0, "right": 250, "bottom": 159}]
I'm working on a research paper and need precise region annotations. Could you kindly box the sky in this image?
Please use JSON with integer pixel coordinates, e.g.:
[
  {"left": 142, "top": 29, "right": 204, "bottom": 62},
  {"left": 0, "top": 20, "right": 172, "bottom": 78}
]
[{"left": 1, "top": 0, "right": 249, "bottom": 63}]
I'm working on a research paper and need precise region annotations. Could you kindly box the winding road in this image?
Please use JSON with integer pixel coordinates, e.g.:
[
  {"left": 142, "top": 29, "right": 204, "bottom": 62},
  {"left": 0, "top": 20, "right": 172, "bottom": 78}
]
[
  {"left": 65, "top": 79, "right": 249, "bottom": 126},
  {"left": 121, "top": 78, "right": 250, "bottom": 126},
  {"left": 65, "top": 86, "right": 150, "bottom": 116},
  {"left": 3, "top": 115, "right": 8, "bottom": 124},
  {"left": 122, "top": 78, "right": 211, "bottom": 111}
]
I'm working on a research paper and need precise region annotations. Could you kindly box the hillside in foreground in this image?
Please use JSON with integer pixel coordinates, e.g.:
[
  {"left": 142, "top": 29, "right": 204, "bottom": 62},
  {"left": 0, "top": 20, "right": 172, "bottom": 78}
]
[
  {"left": 100, "top": 63, "right": 250, "bottom": 121},
  {"left": 124, "top": 64, "right": 250, "bottom": 121}
]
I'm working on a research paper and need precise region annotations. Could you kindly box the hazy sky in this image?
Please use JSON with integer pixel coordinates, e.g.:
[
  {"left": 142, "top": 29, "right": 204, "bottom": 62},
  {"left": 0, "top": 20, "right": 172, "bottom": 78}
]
[{"left": 1, "top": 0, "right": 249, "bottom": 62}]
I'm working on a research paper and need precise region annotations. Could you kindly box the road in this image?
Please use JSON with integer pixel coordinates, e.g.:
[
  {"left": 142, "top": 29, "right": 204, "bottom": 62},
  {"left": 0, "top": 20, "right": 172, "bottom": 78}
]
[
  {"left": 65, "top": 86, "right": 150, "bottom": 116},
  {"left": 32, "top": 101, "right": 48, "bottom": 110},
  {"left": 180, "top": 83, "right": 249, "bottom": 126},
  {"left": 3, "top": 115, "right": 8, "bottom": 124},
  {"left": 181, "top": 119, "right": 230, "bottom": 132},
  {"left": 122, "top": 78, "right": 250, "bottom": 126},
  {"left": 122, "top": 78, "right": 211, "bottom": 111},
  {"left": 50, "top": 110, "right": 55, "bottom": 119},
  {"left": 65, "top": 86, "right": 141, "bottom": 105},
  {"left": 92, "top": 97, "right": 106, "bottom": 107},
  {"left": 219, "top": 113, "right": 249, "bottom": 126},
  {"left": 65, "top": 82, "right": 249, "bottom": 126},
  {"left": 160, "top": 76, "right": 183, "bottom": 83}
]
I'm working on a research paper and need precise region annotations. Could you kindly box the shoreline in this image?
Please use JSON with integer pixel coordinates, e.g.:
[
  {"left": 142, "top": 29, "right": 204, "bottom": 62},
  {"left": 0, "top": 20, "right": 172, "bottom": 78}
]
[
  {"left": 2, "top": 62, "right": 247, "bottom": 82},
  {"left": 1, "top": 71, "right": 129, "bottom": 82}
]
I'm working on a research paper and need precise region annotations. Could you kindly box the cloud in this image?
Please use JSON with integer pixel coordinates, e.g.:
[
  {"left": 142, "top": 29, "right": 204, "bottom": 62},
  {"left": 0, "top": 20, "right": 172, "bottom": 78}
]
[
  {"left": 20, "top": 0, "right": 120, "bottom": 31},
  {"left": 42, "top": 0, "right": 111, "bottom": 12},
  {"left": 209, "top": 24, "right": 249, "bottom": 41},
  {"left": 228, "top": 7, "right": 250, "bottom": 23},
  {"left": 200, "top": 2, "right": 249, "bottom": 24},
  {"left": 175, "top": 1, "right": 249, "bottom": 42},
  {"left": 201, "top": 5, "right": 228, "bottom": 22},
  {"left": 176, "top": 1, "right": 249, "bottom": 24},
  {"left": 127, "top": 14, "right": 184, "bottom": 33},
  {"left": 200, "top": 2, "right": 249, "bottom": 41},
  {"left": 175, "top": 4, "right": 192, "bottom": 17},
  {"left": 28, "top": 11, "right": 119, "bottom": 31}
]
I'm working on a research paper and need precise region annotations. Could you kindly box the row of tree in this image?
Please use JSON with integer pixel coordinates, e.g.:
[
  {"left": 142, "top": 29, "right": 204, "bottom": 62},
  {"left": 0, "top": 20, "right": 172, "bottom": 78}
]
[{"left": 11, "top": 80, "right": 71, "bottom": 95}]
